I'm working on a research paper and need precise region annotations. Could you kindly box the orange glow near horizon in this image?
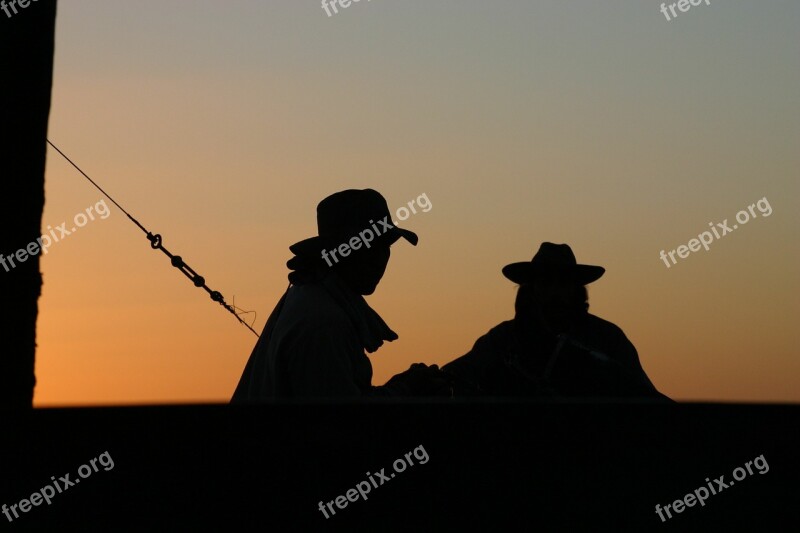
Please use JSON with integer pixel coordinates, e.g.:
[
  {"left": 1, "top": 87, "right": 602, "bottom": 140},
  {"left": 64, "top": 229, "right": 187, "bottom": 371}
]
[{"left": 32, "top": 1, "right": 800, "bottom": 406}]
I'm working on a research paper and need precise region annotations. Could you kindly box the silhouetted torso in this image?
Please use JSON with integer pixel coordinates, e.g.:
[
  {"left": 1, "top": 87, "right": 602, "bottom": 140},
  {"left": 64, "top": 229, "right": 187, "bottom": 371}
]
[
  {"left": 445, "top": 314, "right": 668, "bottom": 399},
  {"left": 232, "top": 272, "right": 403, "bottom": 401}
]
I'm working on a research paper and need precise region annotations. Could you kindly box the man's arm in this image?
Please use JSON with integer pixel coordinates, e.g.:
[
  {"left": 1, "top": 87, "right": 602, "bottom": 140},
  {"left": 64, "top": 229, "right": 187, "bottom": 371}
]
[
  {"left": 371, "top": 363, "right": 453, "bottom": 397},
  {"left": 442, "top": 325, "right": 508, "bottom": 391},
  {"left": 285, "top": 325, "right": 364, "bottom": 398},
  {"left": 442, "top": 347, "right": 488, "bottom": 393},
  {"left": 611, "top": 332, "right": 673, "bottom": 400}
]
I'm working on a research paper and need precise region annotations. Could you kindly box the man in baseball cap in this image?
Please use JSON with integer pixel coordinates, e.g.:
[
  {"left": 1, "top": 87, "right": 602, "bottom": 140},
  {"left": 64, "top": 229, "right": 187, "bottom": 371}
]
[{"left": 232, "top": 189, "right": 449, "bottom": 401}]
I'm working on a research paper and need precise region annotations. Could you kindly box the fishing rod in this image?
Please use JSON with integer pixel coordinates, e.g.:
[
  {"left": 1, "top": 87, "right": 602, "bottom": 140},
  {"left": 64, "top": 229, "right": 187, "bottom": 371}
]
[{"left": 46, "top": 139, "right": 260, "bottom": 338}]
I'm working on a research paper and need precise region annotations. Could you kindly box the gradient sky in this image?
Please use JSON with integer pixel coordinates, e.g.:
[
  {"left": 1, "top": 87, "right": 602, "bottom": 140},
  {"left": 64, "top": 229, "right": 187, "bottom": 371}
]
[{"left": 33, "top": 0, "right": 799, "bottom": 405}]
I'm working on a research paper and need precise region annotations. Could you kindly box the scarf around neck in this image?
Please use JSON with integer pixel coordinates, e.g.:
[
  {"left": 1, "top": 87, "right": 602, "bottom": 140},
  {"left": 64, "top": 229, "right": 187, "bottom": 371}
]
[{"left": 319, "top": 272, "right": 398, "bottom": 353}]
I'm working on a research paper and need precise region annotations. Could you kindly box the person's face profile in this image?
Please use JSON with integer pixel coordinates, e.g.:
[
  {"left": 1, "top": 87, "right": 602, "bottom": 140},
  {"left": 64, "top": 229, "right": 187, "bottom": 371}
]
[
  {"left": 336, "top": 242, "right": 391, "bottom": 295},
  {"left": 532, "top": 276, "right": 581, "bottom": 325}
]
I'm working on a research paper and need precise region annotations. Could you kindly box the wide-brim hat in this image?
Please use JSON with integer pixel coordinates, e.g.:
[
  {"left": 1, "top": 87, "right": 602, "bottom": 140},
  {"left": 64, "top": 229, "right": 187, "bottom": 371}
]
[
  {"left": 289, "top": 189, "right": 418, "bottom": 257},
  {"left": 502, "top": 242, "right": 605, "bottom": 285}
]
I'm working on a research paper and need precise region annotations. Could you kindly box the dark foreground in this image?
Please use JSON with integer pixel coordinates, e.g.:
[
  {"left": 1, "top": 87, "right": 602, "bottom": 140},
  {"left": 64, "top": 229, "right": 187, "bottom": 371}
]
[{"left": 2, "top": 401, "right": 798, "bottom": 532}]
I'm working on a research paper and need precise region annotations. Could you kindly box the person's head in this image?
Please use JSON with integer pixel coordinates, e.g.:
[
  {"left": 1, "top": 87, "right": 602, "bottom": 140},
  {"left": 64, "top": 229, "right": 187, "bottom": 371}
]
[
  {"left": 333, "top": 240, "right": 391, "bottom": 295},
  {"left": 287, "top": 189, "right": 417, "bottom": 295},
  {"left": 504, "top": 243, "right": 601, "bottom": 332},
  {"left": 514, "top": 277, "right": 589, "bottom": 331}
]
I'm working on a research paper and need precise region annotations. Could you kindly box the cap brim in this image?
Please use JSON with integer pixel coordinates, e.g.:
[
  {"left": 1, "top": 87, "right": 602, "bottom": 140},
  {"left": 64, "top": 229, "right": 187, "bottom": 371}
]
[
  {"left": 288, "top": 236, "right": 326, "bottom": 257},
  {"left": 392, "top": 227, "right": 419, "bottom": 246},
  {"left": 502, "top": 263, "right": 605, "bottom": 285},
  {"left": 289, "top": 227, "right": 418, "bottom": 257}
]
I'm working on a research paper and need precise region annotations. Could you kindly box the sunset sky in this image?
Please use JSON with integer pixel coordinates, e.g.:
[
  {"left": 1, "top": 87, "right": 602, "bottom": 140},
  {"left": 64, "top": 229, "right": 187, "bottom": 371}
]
[{"left": 33, "top": 0, "right": 799, "bottom": 405}]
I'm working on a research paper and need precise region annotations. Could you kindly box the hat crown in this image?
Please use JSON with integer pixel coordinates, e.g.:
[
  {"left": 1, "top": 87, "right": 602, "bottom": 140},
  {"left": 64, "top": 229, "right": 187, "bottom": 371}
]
[
  {"left": 316, "top": 189, "right": 392, "bottom": 238},
  {"left": 531, "top": 242, "right": 578, "bottom": 267},
  {"left": 288, "top": 188, "right": 418, "bottom": 258}
]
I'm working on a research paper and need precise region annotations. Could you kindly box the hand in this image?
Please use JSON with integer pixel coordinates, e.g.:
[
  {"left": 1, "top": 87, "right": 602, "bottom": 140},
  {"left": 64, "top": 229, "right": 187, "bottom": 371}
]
[{"left": 386, "top": 363, "right": 453, "bottom": 397}]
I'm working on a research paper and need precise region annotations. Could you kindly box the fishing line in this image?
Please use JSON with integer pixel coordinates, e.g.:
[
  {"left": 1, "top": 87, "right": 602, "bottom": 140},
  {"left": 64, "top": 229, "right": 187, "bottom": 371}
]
[{"left": 46, "top": 139, "right": 260, "bottom": 338}]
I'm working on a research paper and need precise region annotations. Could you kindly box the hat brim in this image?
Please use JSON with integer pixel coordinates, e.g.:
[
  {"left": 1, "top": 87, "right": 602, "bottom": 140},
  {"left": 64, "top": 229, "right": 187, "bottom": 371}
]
[
  {"left": 289, "top": 227, "right": 418, "bottom": 257},
  {"left": 502, "top": 262, "right": 605, "bottom": 285}
]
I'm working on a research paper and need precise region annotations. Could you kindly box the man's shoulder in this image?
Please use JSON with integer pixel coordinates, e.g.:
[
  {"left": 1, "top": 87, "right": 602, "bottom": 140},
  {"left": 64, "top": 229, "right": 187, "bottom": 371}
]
[
  {"left": 584, "top": 313, "right": 625, "bottom": 334},
  {"left": 581, "top": 313, "right": 633, "bottom": 349},
  {"left": 486, "top": 320, "right": 516, "bottom": 338},
  {"left": 474, "top": 320, "right": 517, "bottom": 350},
  {"left": 279, "top": 283, "right": 351, "bottom": 328}
]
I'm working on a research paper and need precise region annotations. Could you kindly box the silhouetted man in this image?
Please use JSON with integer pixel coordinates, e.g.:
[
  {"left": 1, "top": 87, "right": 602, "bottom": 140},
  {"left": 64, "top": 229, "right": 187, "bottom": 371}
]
[
  {"left": 445, "top": 243, "right": 670, "bottom": 400},
  {"left": 232, "top": 189, "right": 448, "bottom": 401}
]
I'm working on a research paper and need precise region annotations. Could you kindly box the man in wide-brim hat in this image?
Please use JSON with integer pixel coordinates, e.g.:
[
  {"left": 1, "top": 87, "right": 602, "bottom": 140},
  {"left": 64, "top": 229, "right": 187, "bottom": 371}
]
[
  {"left": 444, "top": 242, "right": 669, "bottom": 400},
  {"left": 232, "top": 189, "right": 449, "bottom": 401}
]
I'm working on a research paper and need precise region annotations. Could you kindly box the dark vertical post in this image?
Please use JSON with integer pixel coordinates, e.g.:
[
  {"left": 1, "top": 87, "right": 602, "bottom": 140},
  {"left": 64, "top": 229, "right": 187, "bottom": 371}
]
[{"left": 0, "top": 0, "right": 57, "bottom": 408}]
